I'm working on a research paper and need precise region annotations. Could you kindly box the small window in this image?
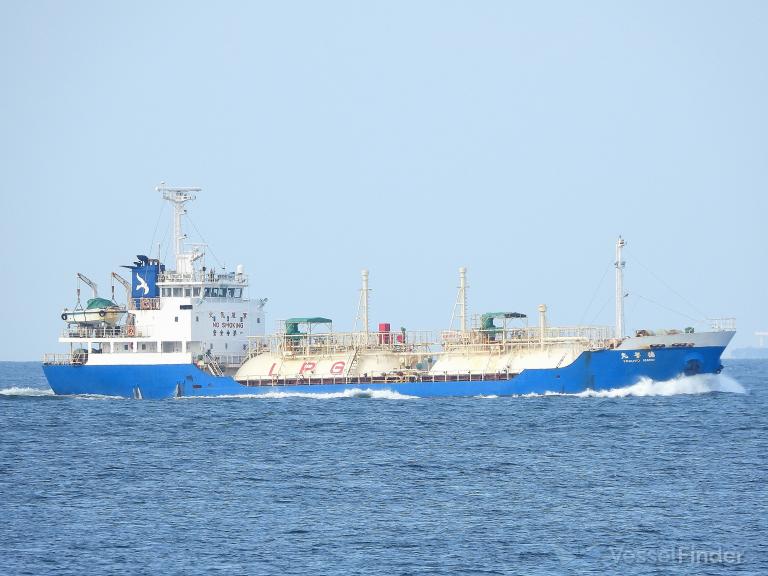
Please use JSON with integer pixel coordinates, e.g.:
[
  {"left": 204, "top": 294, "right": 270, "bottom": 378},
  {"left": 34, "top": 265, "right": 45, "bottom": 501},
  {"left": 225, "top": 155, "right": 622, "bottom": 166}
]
[
  {"left": 141, "top": 344, "right": 146, "bottom": 350},
  {"left": 257, "top": 317, "right": 261, "bottom": 324},
  {"left": 173, "top": 287, "right": 182, "bottom": 297},
  {"left": 174, "top": 316, "right": 178, "bottom": 323},
  {"left": 225, "top": 343, "right": 228, "bottom": 350},
  {"left": 196, "top": 316, "right": 199, "bottom": 322},
  {"left": 124, "top": 344, "right": 129, "bottom": 351},
  {"left": 193, "top": 287, "right": 201, "bottom": 297}
]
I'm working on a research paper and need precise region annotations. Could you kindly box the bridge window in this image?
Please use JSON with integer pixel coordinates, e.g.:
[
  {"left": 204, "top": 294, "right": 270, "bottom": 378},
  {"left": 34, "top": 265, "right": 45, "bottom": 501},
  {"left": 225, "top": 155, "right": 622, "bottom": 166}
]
[
  {"left": 162, "top": 341, "right": 182, "bottom": 353},
  {"left": 162, "top": 288, "right": 171, "bottom": 297},
  {"left": 173, "top": 287, "right": 182, "bottom": 297},
  {"left": 184, "top": 287, "right": 191, "bottom": 297},
  {"left": 193, "top": 287, "right": 201, "bottom": 297}
]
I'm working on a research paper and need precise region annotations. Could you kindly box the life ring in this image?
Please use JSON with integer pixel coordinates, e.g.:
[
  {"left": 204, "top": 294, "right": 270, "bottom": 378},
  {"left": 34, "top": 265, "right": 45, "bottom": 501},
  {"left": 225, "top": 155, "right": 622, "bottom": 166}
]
[
  {"left": 98, "top": 310, "right": 107, "bottom": 317},
  {"left": 61, "top": 313, "right": 68, "bottom": 321},
  {"left": 140, "top": 299, "right": 151, "bottom": 310},
  {"left": 126, "top": 325, "right": 136, "bottom": 337}
]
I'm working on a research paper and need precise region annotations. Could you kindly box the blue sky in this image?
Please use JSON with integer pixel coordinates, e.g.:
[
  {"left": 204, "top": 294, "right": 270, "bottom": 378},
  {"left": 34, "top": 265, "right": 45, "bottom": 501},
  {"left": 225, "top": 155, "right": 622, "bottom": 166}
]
[{"left": 1, "top": 1, "right": 766, "bottom": 360}]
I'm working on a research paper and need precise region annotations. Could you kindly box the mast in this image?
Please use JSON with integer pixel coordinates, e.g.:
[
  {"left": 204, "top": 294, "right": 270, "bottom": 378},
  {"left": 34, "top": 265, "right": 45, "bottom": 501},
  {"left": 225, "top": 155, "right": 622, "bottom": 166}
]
[
  {"left": 360, "top": 269, "right": 370, "bottom": 339},
  {"left": 449, "top": 267, "right": 469, "bottom": 333},
  {"left": 157, "top": 182, "right": 201, "bottom": 274},
  {"left": 538, "top": 304, "right": 547, "bottom": 350},
  {"left": 459, "top": 267, "right": 467, "bottom": 333},
  {"left": 615, "top": 236, "right": 626, "bottom": 339}
]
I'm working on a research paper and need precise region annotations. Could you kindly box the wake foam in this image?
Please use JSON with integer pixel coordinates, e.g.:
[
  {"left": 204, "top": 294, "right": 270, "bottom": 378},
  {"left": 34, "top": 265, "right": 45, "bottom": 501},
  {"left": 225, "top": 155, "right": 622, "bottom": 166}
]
[
  {"left": 184, "top": 388, "right": 417, "bottom": 400},
  {"left": 516, "top": 373, "right": 745, "bottom": 399},
  {"left": 576, "top": 373, "right": 745, "bottom": 398},
  {"left": 68, "top": 394, "right": 126, "bottom": 401},
  {"left": 0, "top": 386, "right": 54, "bottom": 397}
]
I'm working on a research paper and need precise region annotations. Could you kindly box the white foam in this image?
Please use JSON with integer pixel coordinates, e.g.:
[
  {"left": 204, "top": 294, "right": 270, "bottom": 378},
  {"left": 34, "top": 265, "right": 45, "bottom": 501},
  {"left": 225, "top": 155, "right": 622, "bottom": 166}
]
[
  {"left": 517, "top": 373, "right": 745, "bottom": 399},
  {"left": 582, "top": 373, "right": 744, "bottom": 397},
  {"left": 182, "top": 387, "right": 418, "bottom": 400},
  {"left": 474, "top": 394, "right": 499, "bottom": 399},
  {"left": 0, "top": 386, "right": 54, "bottom": 397},
  {"left": 69, "top": 394, "right": 127, "bottom": 401},
  {"left": 516, "top": 391, "right": 561, "bottom": 398}
]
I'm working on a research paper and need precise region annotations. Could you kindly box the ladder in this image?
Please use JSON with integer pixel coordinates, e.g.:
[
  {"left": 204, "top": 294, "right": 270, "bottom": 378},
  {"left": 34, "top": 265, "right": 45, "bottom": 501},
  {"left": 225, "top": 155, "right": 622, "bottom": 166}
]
[
  {"left": 347, "top": 348, "right": 360, "bottom": 377},
  {"left": 204, "top": 353, "right": 224, "bottom": 377}
]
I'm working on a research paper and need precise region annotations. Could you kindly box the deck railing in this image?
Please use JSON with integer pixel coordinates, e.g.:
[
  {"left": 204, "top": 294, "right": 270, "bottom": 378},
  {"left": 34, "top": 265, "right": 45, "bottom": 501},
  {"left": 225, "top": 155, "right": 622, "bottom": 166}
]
[
  {"left": 246, "top": 325, "right": 614, "bottom": 359},
  {"left": 158, "top": 271, "right": 248, "bottom": 284},
  {"left": 441, "top": 325, "right": 614, "bottom": 352},
  {"left": 247, "top": 330, "right": 435, "bottom": 358},
  {"left": 709, "top": 318, "right": 737, "bottom": 331},
  {"left": 43, "top": 352, "right": 87, "bottom": 365},
  {"left": 60, "top": 325, "right": 149, "bottom": 339},
  {"left": 198, "top": 354, "right": 247, "bottom": 372}
]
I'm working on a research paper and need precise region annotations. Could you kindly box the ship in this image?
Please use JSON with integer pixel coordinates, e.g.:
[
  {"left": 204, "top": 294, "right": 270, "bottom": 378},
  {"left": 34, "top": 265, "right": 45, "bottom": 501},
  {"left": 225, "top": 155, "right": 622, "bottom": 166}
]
[
  {"left": 43, "top": 186, "right": 736, "bottom": 399},
  {"left": 729, "top": 332, "right": 768, "bottom": 359}
]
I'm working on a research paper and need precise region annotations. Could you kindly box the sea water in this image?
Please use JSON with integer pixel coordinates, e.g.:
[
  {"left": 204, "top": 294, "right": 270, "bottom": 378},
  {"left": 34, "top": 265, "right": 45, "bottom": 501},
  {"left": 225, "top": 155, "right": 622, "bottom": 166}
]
[{"left": 0, "top": 361, "right": 765, "bottom": 575}]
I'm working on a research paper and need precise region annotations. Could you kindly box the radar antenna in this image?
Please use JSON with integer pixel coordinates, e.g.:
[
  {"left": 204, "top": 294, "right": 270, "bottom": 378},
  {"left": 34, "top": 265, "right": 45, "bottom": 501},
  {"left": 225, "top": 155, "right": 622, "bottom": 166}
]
[{"left": 156, "top": 182, "right": 202, "bottom": 275}]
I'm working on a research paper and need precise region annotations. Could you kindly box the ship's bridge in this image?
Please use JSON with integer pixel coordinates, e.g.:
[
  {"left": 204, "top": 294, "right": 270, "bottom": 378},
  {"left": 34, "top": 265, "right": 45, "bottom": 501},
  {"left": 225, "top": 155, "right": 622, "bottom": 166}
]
[{"left": 156, "top": 268, "right": 248, "bottom": 301}]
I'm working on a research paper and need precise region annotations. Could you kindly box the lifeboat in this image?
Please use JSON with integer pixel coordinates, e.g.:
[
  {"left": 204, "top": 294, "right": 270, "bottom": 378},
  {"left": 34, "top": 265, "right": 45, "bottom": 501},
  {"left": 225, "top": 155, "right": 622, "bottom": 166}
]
[{"left": 61, "top": 298, "right": 126, "bottom": 326}]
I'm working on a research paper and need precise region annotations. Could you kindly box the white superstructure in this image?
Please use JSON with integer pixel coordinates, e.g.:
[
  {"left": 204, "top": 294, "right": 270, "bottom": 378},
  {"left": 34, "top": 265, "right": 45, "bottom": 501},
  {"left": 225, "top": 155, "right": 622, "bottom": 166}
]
[{"left": 47, "top": 185, "right": 265, "bottom": 374}]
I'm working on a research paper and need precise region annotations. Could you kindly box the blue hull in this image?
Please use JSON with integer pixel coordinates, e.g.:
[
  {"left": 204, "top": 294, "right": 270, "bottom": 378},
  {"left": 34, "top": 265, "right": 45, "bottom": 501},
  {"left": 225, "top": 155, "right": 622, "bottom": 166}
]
[{"left": 42, "top": 345, "right": 726, "bottom": 399}]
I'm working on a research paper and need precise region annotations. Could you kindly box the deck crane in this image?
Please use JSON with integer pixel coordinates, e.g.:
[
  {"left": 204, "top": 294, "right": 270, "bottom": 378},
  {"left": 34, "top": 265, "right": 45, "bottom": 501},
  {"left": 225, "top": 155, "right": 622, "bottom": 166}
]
[
  {"left": 111, "top": 272, "right": 133, "bottom": 309},
  {"left": 76, "top": 273, "right": 98, "bottom": 298}
]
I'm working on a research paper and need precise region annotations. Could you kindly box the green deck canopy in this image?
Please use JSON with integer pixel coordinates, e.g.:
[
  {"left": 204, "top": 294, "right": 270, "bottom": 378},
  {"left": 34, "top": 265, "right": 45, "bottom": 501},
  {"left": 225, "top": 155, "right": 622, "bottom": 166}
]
[
  {"left": 284, "top": 317, "right": 333, "bottom": 324},
  {"left": 285, "top": 317, "right": 332, "bottom": 336},
  {"left": 481, "top": 312, "right": 527, "bottom": 331}
]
